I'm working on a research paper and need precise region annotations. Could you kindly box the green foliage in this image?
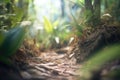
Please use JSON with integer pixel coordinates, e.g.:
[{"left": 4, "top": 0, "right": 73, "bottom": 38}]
[
  {"left": 77, "top": 44, "right": 120, "bottom": 80},
  {"left": 84, "top": 10, "right": 94, "bottom": 26},
  {"left": 70, "top": 0, "right": 84, "bottom": 7},
  {"left": 0, "top": 31, "right": 6, "bottom": 47},
  {"left": 77, "top": 0, "right": 84, "bottom": 6},
  {"left": 36, "top": 17, "right": 71, "bottom": 49},
  {"left": 0, "top": 24, "right": 28, "bottom": 64},
  {"left": 105, "top": 0, "right": 120, "bottom": 22},
  {"left": 9, "top": 6, "right": 24, "bottom": 28},
  {"left": 0, "top": 0, "right": 24, "bottom": 29},
  {"left": 70, "top": 12, "right": 83, "bottom": 36},
  {"left": 0, "top": 0, "right": 29, "bottom": 65},
  {"left": 43, "top": 16, "right": 54, "bottom": 34},
  {"left": 0, "top": 0, "right": 10, "bottom": 3}
]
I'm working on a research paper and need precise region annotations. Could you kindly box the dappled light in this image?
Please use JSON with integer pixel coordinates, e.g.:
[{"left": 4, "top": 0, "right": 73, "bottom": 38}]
[{"left": 0, "top": 0, "right": 120, "bottom": 80}]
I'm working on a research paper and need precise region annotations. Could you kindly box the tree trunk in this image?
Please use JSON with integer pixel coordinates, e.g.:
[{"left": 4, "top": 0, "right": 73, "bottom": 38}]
[
  {"left": 84, "top": 0, "right": 94, "bottom": 27},
  {"left": 84, "top": 0, "right": 101, "bottom": 27},
  {"left": 61, "top": 0, "right": 65, "bottom": 17},
  {"left": 18, "top": 0, "right": 23, "bottom": 8},
  {"left": 93, "top": 0, "right": 101, "bottom": 26},
  {"left": 85, "top": 0, "right": 93, "bottom": 12},
  {"left": 104, "top": 0, "right": 108, "bottom": 9}
]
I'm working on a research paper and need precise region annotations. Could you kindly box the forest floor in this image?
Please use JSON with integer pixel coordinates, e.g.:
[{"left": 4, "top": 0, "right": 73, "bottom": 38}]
[
  {"left": 15, "top": 25, "right": 120, "bottom": 80},
  {"left": 0, "top": 25, "right": 120, "bottom": 80},
  {"left": 0, "top": 45, "right": 80, "bottom": 80},
  {"left": 17, "top": 46, "right": 80, "bottom": 80}
]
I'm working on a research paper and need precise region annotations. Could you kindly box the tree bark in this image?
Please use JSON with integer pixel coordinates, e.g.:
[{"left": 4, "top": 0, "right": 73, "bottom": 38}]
[
  {"left": 104, "top": 0, "right": 108, "bottom": 9},
  {"left": 84, "top": 0, "right": 94, "bottom": 27},
  {"left": 61, "top": 0, "right": 65, "bottom": 17},
  {"left": 93, "top": 0, "right": 101, "bottom": 26},
  {"left": 85, "top": 0, "right": 93, "bottom": 12},
  {"left": 84, "top": 0, "right": 101, "bottom": 27}
]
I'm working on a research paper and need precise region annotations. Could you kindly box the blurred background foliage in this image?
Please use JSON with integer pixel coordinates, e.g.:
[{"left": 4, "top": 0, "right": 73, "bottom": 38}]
[
  {"left": 0, "top": 0, "right": 120, "bottom": 48},
  {"left": 1, "top": 0, "right": 120, "bottom": 49}
]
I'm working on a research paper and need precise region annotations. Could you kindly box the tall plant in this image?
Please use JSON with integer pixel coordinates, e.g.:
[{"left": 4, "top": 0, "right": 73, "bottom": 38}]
[{"left": 84, "top": 0, "right": 101, "bottom": 27}]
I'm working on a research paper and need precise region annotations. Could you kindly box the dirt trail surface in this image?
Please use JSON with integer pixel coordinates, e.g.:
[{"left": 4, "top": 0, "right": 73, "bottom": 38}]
[
  {"left": 20, "top": 50, "right": 79, "bottom": 80},
  {"left": 0, "top": 47, "right": 80, "bottom": 80}
]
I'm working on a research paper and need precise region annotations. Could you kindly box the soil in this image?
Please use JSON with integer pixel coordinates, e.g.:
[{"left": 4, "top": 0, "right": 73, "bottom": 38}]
[{"left": 0, "top": 47, "right": 80, "bottom": 80}]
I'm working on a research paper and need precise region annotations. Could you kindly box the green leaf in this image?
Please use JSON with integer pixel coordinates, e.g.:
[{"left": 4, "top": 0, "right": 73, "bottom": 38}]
[
  {"left": 0, "top": 0, "right": 10, "bottom": 3},
  {"left": 70, "top": 0, "right": 84, "bottom": 7},
  {"left": 71, "top": 11, "right": 83, "bottom": 36},
  {"left": 10, "top": 7, "right": 24, "bottom": 28},
  {"left": 77, "top": 0, "right": 84, "bottom": 7},
  {"left": 53, "top": 20, "right": 59, "bottom": 28},
  {"left": 0, "top": 31, "right": 7, "bottom": 47},
  {"left": 0, "top": 25, "right": 26, "bottom": 57},
  {"left": 43, "top": 16, "right": 53, "bottom": 34}
]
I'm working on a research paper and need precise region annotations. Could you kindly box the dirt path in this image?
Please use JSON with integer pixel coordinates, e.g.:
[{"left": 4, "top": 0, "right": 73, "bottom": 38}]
[{"left": 13, "top": 47, "right": 80, "bottom": 80}]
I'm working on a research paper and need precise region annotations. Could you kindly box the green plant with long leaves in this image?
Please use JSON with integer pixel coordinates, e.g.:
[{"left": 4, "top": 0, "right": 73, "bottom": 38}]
[
  {"left": 70, "top": 11, "right": 84, "bottom": 36},
  {"left": 0, "top": 22, "right": 30, "bottom": 65},
  {"left": 37, "top": 17, "right": 71, "bottom": 48}
]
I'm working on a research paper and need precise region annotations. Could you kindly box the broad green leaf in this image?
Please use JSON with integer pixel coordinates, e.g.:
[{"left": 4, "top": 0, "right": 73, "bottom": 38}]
[
  {"left": 0, "top": 25, "right": 27, "bottom": 57},
  {"left": 0, "top": 31, "right": 7, "bottom": 47},
  {"left": 43, "top": 16, "right": 53, "bottom": 33}
]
